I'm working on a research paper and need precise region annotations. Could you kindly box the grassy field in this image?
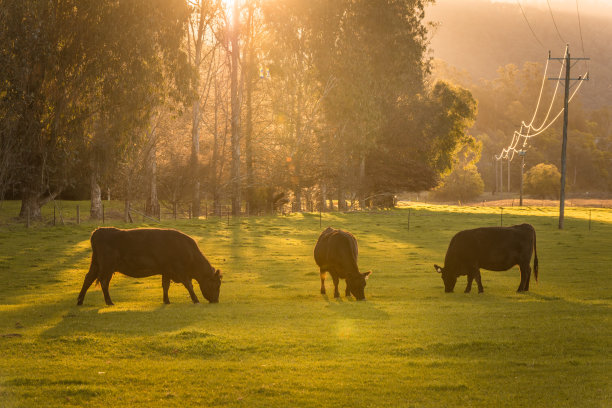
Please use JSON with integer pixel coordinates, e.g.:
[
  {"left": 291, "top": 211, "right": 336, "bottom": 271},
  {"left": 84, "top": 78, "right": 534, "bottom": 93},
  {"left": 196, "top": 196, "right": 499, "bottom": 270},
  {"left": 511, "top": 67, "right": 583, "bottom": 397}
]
[{"left": 0, "top": 202, "right": 610, "bottom": 407}]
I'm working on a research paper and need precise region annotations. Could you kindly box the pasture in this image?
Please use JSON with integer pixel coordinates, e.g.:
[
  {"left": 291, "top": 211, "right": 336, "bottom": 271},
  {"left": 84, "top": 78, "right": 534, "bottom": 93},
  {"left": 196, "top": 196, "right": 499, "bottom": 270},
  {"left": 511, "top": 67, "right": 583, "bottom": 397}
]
[{"left": 0, "top": 203, "right": 610, "bottom": 407}]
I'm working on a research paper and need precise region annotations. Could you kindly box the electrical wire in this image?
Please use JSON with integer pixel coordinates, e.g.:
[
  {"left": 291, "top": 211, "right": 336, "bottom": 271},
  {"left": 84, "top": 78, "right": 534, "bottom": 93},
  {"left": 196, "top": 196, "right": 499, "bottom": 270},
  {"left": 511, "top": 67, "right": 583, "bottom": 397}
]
[
  {"left": 575, "top": 0, "right": 589, "bottom": 72},
  {"left": 495, "top": 69, "right": 588, "bottom": 161},
  {"left": 516, "top": 0, "right": 546, "bottom": 51},
  {"left": 523, "top": 45, "right": 567, "bottom": 132},
  {"left": 547, "top": 0, "right": 566, "bottom": 45}
]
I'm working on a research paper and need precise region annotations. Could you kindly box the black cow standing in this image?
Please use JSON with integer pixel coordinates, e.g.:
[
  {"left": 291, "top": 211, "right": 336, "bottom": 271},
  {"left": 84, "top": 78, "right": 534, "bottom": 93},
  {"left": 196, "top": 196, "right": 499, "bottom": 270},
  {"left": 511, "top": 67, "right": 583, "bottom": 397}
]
[
  {"left": 434, "top": 223, "right": 538, "bottom": 293},
  {"left": 314, "top": 227, "right": 372, "bottom": 300},
  {"left": 77, "top": 228, "right": 222, "bottom": 305}
]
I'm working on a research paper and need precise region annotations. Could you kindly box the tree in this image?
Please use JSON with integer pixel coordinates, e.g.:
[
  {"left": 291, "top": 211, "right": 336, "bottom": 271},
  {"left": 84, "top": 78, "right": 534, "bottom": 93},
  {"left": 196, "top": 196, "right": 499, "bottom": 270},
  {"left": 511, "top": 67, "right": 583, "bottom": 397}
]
[
  {"left": 366, "top": 81, "right": 478, "bottom": 199},
  {"left": 523, "top": 163, "right": 561, "bottom": 199},
  {"left": 0, "top": 0, "right": 190, "bottom": 219}
]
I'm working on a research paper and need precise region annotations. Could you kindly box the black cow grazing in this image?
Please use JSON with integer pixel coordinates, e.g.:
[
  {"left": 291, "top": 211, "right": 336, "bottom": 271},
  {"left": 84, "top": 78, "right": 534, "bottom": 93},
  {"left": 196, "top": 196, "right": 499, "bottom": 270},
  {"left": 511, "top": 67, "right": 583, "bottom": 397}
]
[
  {"left": 434, "top": 223, "right": 538, "bottom": 293},
  {"left": 77, "top": 227, "right": 222, "bottom": 305},
  {"left": 314, "top": 227, "right": 372, "bottom": 300}
]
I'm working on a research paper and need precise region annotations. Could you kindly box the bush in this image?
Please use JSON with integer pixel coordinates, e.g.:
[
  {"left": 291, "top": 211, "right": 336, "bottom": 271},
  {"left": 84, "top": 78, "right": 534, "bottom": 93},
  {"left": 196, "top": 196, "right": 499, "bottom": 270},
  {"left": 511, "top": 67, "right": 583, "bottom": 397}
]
[
  {"left": 523, "top": 163, "right": 561, "bottom": 199},
  {"left": 431, "top": 164, "right": 484, "bottom": 202}
]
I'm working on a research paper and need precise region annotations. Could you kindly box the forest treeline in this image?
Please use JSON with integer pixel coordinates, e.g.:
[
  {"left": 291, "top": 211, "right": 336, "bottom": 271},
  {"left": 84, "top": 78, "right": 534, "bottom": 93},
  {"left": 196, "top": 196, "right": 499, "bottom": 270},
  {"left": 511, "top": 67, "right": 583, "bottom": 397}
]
[
  {"left": 1, "top": 0, "right": 480, "bottom": 218},
  {"left": 2, "top": 1, "right": 610, "bottom": 221}
]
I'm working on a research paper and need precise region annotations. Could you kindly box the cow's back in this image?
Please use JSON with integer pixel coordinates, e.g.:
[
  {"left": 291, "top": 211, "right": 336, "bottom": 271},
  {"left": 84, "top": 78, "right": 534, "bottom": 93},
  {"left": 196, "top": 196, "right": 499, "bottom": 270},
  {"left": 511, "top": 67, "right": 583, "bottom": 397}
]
[
  {"left": 91, "top": 228, "right": 205, "bottom": 278},
  {"left": 445, "top": 224, "right": 535, "bottom": 271},
  {"left": 314, "top": 228, "right": 359, "bottom": 277}
]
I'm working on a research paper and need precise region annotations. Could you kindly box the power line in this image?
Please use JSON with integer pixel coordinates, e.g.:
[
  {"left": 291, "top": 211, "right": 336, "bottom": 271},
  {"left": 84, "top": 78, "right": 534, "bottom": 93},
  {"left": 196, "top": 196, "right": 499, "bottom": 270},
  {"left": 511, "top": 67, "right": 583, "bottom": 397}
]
[
  {"left": 494, "top": 46, "right": 588, "bottom": 162},
  {"left": 546, "top": 0, "right": 566, "bottom": 45},
  {"left": 495, "top": 46, "right": 567, "bottom": 161},
  {"left": 516, "top": 0, "right": 546, "bottom": 51},
  {"left": 575, "top": 0, "right": 589, "bottom": 71}
]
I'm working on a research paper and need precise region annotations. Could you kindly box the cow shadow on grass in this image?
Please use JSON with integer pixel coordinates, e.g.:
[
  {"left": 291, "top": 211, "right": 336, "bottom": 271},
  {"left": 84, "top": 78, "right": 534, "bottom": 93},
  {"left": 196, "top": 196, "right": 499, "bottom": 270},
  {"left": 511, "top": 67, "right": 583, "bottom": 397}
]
[
  {"left": 38, "top": 297, "right": 226, "bottom": 339},
  {"left": 0, "top": 226, "right": 94, "bottom": 306},
  {"left": 322, "top": 296, "right": 390, "bottom": 321}
]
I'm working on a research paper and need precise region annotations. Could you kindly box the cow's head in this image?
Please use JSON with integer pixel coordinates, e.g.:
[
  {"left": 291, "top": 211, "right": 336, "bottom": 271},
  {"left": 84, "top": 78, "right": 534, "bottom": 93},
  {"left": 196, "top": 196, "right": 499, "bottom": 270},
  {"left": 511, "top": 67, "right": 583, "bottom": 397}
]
[
  {"left": 347, "top": 271, "right": 372, "bottom": 301},
  {"left": 198, "top": 269, "right": 222, "bottom": 303},
  {"left": 434, "top": 264, "right": 456, "bottom": 293}
]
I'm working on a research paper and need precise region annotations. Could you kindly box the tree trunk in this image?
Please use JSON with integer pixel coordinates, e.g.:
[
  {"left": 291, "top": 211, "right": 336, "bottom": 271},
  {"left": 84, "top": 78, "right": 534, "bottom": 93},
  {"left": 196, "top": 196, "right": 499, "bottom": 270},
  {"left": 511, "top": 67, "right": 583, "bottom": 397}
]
[
  {"left": 211, "top": 79, "right": 221, "bottom": 216},
  {"left": 230, "top": 0, "right": 241, "bottom": 216},
  {"left": 146, "top": 137, "right": 159, "bottom": 218},
  {"left": 245, "top": 5, "right": 255, "bottom": 213},
  {"left": 90, "top": 170, "right": 102, "bottom": 219},
  {"left": 319, "top": 184, "right": 328, "bottom": 212},
  {"left": 19, "top": 190, "right": 42, "bottom": 219},
  {"left": 337, "top": 188, "right": 346, "bottom": 211},
  {"left": 189, "top": 2, "right": 208, "bottom": 219},
  {"left": 191, "top": 97, "right": 201, "bottom": 218},
  {"left": 358, "top": 154, "right": 366, "bottom": 210}
]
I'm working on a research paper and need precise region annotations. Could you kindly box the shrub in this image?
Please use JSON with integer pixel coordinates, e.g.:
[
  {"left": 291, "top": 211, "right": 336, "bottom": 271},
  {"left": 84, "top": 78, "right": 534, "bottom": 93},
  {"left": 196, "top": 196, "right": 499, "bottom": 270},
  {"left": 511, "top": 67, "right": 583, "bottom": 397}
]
[
  {"left": 523, "top": 163, "right": 561, "bottom": 199},
  {"left": 431, "top": 164, "right": 484, "bottom": 202}
]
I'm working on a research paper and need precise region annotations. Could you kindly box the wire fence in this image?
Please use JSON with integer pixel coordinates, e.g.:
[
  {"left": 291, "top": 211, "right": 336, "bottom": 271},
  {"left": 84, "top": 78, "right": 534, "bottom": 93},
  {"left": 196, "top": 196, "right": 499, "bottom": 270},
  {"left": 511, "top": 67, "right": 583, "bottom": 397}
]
[{"left": 0, "top": 197, "right": 610, "bottom": 232}]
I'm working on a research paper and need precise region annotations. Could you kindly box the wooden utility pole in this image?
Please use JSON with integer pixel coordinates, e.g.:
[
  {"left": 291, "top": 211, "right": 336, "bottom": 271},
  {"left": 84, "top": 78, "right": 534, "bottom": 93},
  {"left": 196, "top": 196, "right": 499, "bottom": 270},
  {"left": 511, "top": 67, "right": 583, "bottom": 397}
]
[
  {"left": 548, "top": 45, "right": 589, "bottom": 229},
  {"left": 519, "top": 150, "right": 526, "bottom": 206},
  {"left": 507, "top": 156, "right": 510, "bottom": 192}
]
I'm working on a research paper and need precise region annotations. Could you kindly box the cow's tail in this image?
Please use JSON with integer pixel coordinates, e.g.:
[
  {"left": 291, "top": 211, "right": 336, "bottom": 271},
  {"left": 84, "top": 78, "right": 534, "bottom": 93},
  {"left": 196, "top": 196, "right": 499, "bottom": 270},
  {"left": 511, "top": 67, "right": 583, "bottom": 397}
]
[
  {"left": 533, "top": 226, "right": 538, "bottom": 282},
  {"left": 89, "top": 235, "right": 101, "bottom": 286}
]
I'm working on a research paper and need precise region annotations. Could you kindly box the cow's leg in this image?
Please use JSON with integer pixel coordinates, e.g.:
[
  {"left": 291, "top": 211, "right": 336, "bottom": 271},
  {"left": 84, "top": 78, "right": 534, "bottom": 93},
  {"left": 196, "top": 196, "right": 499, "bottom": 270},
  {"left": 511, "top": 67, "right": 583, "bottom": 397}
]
[
  {"left": 331, "top": 275, "right": 340, "bottom": 298},
  {"left": 162, "top": 275, "right": 171, "bottom": 304},
  {"left": 99, "top": 273, "right": 114, "bottom": 306},
  {"left": 183, "top": 280, "right": 200, "bottom": 303},
  {"left": 320, "top": 269, "right": 326, "bottom": 295},
  {"left": 345, "top": 282, "right": 351, "bottom": 298},
  {"left": 475, "top": 270, "right": 484, "bottom": 293},
  {"left": 518, "top": 263, "right": 531, "bottom": 292},
  {"left": 464, "top": 273, "right": 474, "bottom": 293},
  {"left": 77, "top": 258, "right": 98, "bottom": 305}
]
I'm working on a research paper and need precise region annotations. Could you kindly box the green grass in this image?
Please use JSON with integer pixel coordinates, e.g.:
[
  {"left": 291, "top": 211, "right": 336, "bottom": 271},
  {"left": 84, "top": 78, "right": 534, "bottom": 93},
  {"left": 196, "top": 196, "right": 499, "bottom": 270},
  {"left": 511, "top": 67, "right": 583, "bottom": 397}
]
[{"left": 0, "top": 203, "right": 610, "bottom": 407}]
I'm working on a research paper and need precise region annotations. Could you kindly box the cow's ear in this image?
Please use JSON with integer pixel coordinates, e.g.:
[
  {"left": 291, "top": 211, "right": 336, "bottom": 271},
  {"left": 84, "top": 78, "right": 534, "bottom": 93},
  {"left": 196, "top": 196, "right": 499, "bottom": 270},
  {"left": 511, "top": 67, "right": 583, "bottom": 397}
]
[
  {"left": 215, "top": 269, "right": 222, "bottom": 279},
  {"left": 434, "top": 264, "right": 443, "bottom": 274},
  {"left": 362, "top": 270, "right": 372, "bottom": 280}
]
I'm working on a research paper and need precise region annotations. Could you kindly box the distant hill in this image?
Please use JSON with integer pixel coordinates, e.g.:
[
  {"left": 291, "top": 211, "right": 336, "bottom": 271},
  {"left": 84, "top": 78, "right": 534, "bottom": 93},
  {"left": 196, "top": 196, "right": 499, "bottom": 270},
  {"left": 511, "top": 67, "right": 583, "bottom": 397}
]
[{"left": 426, "top": 0, "right": 612, "bottom": 109}]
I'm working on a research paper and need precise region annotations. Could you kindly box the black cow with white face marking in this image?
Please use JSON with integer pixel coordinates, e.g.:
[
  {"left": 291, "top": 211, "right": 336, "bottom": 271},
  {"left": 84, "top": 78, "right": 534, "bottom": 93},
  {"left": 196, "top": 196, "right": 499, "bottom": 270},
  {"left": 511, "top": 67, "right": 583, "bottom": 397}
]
[
  {"left": 314, "top": 227, "right": 372, "bottom": 300},
  {"left": 77, "top": 228, "right": 222, "bottom": 305},
  {"left": 434, "top": 223, "right": 538, "bottom": 293}
]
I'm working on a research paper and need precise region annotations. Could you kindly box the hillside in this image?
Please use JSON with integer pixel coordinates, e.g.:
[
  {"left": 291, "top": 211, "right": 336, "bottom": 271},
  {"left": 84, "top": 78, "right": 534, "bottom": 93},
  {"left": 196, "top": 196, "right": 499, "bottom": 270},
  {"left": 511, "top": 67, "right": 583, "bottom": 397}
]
[{"left": 426, "top": 0, "right": 612, "bottom": 109}]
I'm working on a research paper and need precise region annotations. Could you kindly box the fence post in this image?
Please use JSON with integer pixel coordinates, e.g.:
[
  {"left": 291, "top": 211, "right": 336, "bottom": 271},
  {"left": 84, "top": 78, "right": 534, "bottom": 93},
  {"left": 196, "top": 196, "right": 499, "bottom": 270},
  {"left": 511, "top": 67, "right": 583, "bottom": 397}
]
[
  {"left": 589, "top": 209, "right": 592, "bottom": 231},
  {"left": 102, "top": 204, "right": 105, "bottom": 224},
  {"left": 173, "top": 202, "right": 177, "bottom": 220},
  {"left": 500, "top": 207, "right": 503, "bottom": 226},
  {"left": 408, "top": 208, "right": 411, "bottom": 232},
  {"left": 53, "top": 205, "right": 56, "bottom": 226},
  {"left": 76, "top": 205, "right": 80, "bottom": 225},
  {"left": 26, "top": 208, "right": 30, "bottom": 228}
]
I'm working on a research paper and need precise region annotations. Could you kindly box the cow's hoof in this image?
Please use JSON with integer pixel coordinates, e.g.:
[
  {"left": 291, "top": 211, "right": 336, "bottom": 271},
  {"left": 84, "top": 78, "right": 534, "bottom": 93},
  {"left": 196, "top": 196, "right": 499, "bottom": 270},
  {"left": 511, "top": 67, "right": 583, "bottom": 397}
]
[
  {"left": 464, "top": 289, "right": 471, "bottom": 293},
  {"left": 478, "top": 290, "right": 484, "bottom": 294},
  {"left": 76, "top": 301, "right": 83, "bottom": 306},
  {"left": 320, "top": 289, "right": 326, "bottom": 295},
  {"left": 105, "top": 302, "right": 114, "bottom": 306},
  {"left": 163, "top": 300, "right": 170, "bottom": 305}
]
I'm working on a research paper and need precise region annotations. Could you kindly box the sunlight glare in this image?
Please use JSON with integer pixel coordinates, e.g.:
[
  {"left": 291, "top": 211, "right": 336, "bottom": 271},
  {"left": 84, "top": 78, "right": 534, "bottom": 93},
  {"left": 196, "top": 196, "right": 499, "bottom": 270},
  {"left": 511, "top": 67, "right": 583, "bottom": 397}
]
[{"left": 220, "top": 0, "right": 236, "bottom": 22}]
